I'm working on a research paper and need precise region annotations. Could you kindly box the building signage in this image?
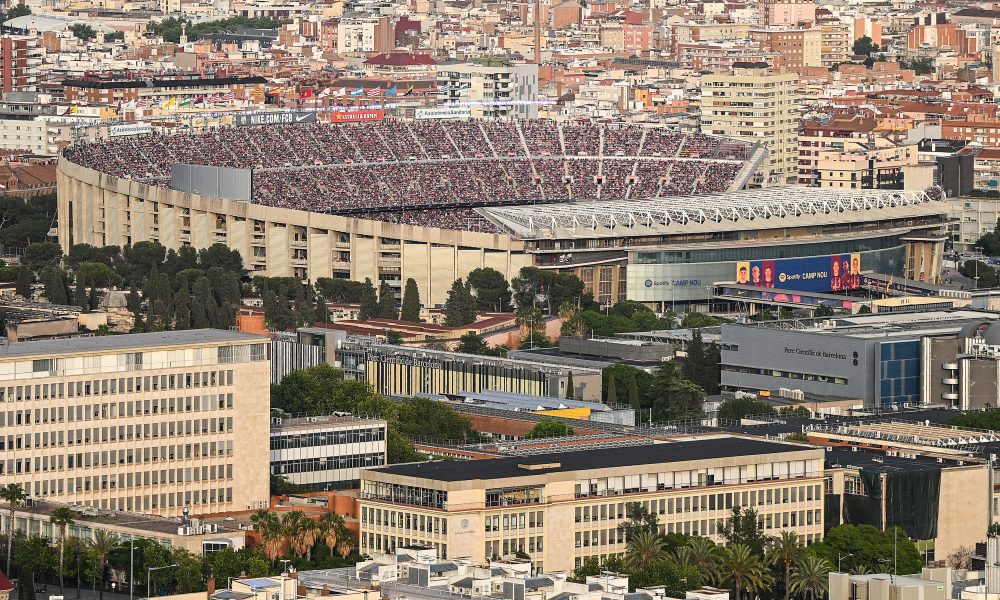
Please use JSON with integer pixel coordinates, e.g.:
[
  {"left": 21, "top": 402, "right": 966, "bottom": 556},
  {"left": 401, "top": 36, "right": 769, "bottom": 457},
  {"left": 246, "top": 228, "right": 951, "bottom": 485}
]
[
  {"left": 330, "top": 109, "right": 385, "bottom": 123},
  {"left": 235, "top": 111, "right": 318, "bottom": 126},
  {"left": 108, "top": 123, "right": 153, "bottom": 137},
  {"left": 782, "top": 347, "right": 849, "bottom": 361},
  {"left": 370, "top": 353, "right": 442, "bottom": 369},
  {"left": 643, "top": 278, "right": 702, "bottom": 288},
  {"left": 735, "top": 253, "right": 861, "bottom": 293},
  {"left": 415, "top": 107, "right": 472, "bottom": 120}
]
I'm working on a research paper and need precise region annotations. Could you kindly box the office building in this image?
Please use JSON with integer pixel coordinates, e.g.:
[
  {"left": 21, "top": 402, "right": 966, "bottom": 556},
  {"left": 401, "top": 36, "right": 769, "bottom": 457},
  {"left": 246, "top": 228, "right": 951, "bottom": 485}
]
[
  {"left": 0, "top": 330, "right": 271, "bottom": 516},
  {"left": 358, "top": 436, "right": 825, "bottom": 572},
  {"left": 270, "top": 415, "right": 387, "bottom": 491},
  {"left": 700, "top": 62, "right": 800, "bottom": 184},
  {"left": 720, "top": 310, "right": 1000, "bottom": 408}
]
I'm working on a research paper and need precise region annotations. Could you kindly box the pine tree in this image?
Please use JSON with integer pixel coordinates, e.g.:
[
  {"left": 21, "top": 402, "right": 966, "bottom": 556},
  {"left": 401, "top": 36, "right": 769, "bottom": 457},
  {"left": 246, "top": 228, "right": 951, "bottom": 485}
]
[
  {"left": 376, "top": 280, "right": 398, "bottom": 319},
  {"left": 88, "top": 282, "right": 99, "bottom": 310},
  {"left": 607, "top": 375, "right": 617, "bottom": 405},
  {"left": 42, "top": 268, "right": 68, "bottom": 305},
  {"left": 359, "top": 278, "right": 378, "bottom": 320},
  {"left": 628, "top": 375, "right": 640, "bottom": 412},
  {"left": 705, "top": 341, "right": 721, "bottom": 395},
  {"left": 400, "top": 278, "right": 421, "bottom": 322},
  {"left": 683, "top": 329, "right": 707, "bottom": 391},
  {"left": 566, "top": 371, "right": 575, "bottom": 399},
  {"left": 192, "top": 276, "right": 217, "bottom": 327},
  {"left": 74, "top": 275, "right": 88, "bottom": 311},
  {"left": 15, "top": 267, "right": 32, "bottom": 299},
  {"left": 174, "top": 292, "right": 192, "bottom": 330},
  {"left": 444, "top": 279, "right": 476, "bottom": 327}
]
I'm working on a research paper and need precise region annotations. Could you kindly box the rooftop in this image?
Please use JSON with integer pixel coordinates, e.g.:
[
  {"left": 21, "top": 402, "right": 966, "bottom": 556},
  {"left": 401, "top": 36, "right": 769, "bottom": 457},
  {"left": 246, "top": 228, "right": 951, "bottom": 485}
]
[
  {"left": 478, "top": 188, "right": 948, "bottom": 240},
  {"left": 0, "top": 329, "right": 267, "bottom": 360},
  {"left": 368, "top": 436, "right": 815, "bottom": 482}
]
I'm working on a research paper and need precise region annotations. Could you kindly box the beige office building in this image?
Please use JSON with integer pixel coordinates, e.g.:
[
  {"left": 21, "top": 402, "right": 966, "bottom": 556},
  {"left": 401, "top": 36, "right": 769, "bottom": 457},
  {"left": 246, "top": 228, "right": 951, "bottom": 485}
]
[
  {"left": 700, "top": 62, "right": 800, "bottom": 185},
  {"left": 0, "top": 330, "right": 271, "bottom": 517},
  {"left": 358, "top": 436, "right": 826, "bottom": 573}
]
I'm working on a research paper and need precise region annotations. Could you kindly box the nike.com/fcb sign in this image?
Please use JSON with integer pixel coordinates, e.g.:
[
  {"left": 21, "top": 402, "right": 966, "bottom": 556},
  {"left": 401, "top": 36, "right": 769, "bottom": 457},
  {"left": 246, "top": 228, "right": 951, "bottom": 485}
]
[{"left": 235, "top": 111, "right": 318, "bottom": 126}]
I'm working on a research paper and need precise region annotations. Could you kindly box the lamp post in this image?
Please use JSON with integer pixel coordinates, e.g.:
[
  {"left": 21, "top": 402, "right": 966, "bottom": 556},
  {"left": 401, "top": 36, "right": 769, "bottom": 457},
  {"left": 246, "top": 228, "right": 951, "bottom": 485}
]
[
  {"left": 838, "top": 553, "right": 853, "bottom": 572},
  {"left": 148, "top": 564, "right": 178, "bottom": 598}
]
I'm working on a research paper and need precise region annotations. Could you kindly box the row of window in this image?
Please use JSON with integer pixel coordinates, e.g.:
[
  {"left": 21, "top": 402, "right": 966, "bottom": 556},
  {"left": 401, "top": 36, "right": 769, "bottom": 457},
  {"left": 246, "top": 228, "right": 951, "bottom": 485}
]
[
  {"left": 269, "top": 427, "right": 386, "bottom": 450},
  {"left": 362, "top": 533, "right": 447, "bottom": 559},
  {"left": 1, "top": 441, "right": 234, "bottom": 474},
  {"left": 271, "top": 452, "right": 385, "bottom": 475},
  {"left": 23, "top": 463, "right": 234, "bottom": 497},
  {"left": 0, "top": 417, "right": 234, "bottom": 450},
  {"left": 722, "top": 364, "right": 849, "bottom": 385},
  {"left": 23, "top": 482, "right": 235, "bottom": 512},
  {"left": 485, "top": 511, "right": 544, "bottom": 532},
  {"left": 574, "top": 467, "right": 821, "bottom": 498},
  {"left": 0, "top": 370, "right": 235, "bottom": 403},
  {"left": 362, "top": 507, "right": 449, "bottom": 534}
]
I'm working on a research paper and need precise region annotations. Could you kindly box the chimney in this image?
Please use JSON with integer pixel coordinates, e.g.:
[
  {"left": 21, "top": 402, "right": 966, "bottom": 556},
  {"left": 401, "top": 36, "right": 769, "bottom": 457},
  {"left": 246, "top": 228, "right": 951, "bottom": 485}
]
[{"left": 207, "top": 576, "right": 216, "bottom": 600}]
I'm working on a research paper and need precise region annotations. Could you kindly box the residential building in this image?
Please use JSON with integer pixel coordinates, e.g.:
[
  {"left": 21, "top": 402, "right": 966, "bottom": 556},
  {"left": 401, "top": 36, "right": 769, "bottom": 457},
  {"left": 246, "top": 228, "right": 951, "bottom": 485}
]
[
  {"left": 358, "top": 437, "right": 826, "bottom": 572},
  {"left": 700, "top": 62, "right": 800, "bottom": 184},
  {"left": 436, "top": 60, "right": 539, "bottom": 120},
  {"left": 814, "top": 139, "right": 928, "bottom": 190},
  {"left": 798, "top": 114, "right": 879, "bottom": 186},
  {"left": 748, "top": 28, "right": 822, "bottom": 70},
  {"left": 270, "top": 415, "right": 388, "bottom": 491},
  {"left": 337, "top": 16, "right": 394, "bottom": 56},
  {"left": 974, "top": 148, "right": 1000, "bottom": 193},
  {"left": 0, "top": 36, "right": 41, "bottom": 94},
  {"left": 948, "top": 195, "right": 1000, "bottom": 251},
  {"left": 759, "top": 0, "right": 816, "bottom": 27},
  {"left": 0, "top": 330, "right": 271, "bottom": 516}
]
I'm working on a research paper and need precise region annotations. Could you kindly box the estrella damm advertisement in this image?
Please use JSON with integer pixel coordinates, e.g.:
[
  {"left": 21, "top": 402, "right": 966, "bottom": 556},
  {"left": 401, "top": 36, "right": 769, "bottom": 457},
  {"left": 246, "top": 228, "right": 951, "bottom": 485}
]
[{"left": 735, "top": 253, "right": 861, "bottom": 293}]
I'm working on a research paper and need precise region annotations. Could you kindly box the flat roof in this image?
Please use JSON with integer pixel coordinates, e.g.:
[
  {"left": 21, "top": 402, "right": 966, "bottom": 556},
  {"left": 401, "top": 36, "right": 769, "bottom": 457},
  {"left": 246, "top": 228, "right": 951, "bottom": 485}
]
[
  {"left": 0, "top": 329, "right": 267, "bottom": 359},
  {"left": 368, "top": 436, "right": 816, "bottom": 482}
]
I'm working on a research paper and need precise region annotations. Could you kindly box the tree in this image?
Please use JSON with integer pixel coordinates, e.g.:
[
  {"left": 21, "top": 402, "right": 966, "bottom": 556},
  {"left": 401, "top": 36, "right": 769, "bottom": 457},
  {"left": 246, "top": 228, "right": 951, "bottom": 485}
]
[
  {"left": 652, "top": 379, "right": 706, "bottom": 422},
  {"left": 681, "top": 312, "right": 721, "bottom": 328},
  {"left": 628, "top": 376, "right": 640, "bottom": 412},
  {"left": 852, "top": 35, "right": 879, "bottom": 57},
  {"left": 718, "top": 397, "right": 775, "bottom": 421},
  {"left": 89, "top": 530, "right": 118, "bottom": 600},
  {"left": 789, "top": 555, "right": 831, "bottom": 600},
  {"left": 1, "top": 483, "right": 26, "bottom": 575},
  {"left": 809, "top": 525, "right": 922, "bottom": 575},
  {"left": 673, "top": 537, "right": 720, "bottom": 584},
  {"left": 683, "top": 330, "right": 707, "bottom": 389},
  {"left": 318, "top": 513, "right": 350, "bottom": 558},
  {"left": 814, "top": 305, "right": 835, "bottom": 317},
  {"left": 566, "top": 371, "right": 575, "bottom": 399},
  {"left": 948, "top": 546, "right": 975, "bottom": 570},
  {"left": 51, "top": 507, "right": 76, "bottom": 596},
  {"left": 719, "top": 543, "right": 773, "bottom": 600},
  {"left": 400, "top": 278, "right": 421, "bottom": 322},
  {"left": 718, "top": 506, "right": 770, "bottom": 557},
  {"left": 960, "top": 260, "right": 998, "bottom": 287},
  {"left": 455, "top": 331, "right": 489, "bottom": 355},
  {"left": 603, "top": 364, "right": 653, "bottom": 407},
  {"left": 607, "top": 375, "right": 618, "bottom": 405},
  {"left": 618, "top": 501, "right": 659, "bottom": 542},
  {"left": 858, "top": 304, "right": 872, "bottom": 314},
  {"left": 23, "top": 241, "right": 62, "bottom": 271},
  {"left": 69, "top": 23, "right": 97, "bottom": 40},
  {"left": 42, "top": 266, "right": 70, "bottom": 304},
  {"left": 198, "top": 243, "right": 244, "bottom": 274},
  {"left": 625, "top": 530, "right": 667, "bottom": 570},
  {"left": 444, "top": 279, "right": 477, "bottom": 327},
  {"left": 74, "top": 274, "right": 88, "bottom": 310},
  {"left": 524, "top": 419, "right": 574, "bottom": 439},
  {"left": 250, "top": 510, "right": 284, "bottom": 562},
  {"left": 467, "top": 267, "right": 511, "bottom": 311},
  {"left": 768, "top": 531, "right": 804, "bottom": 600},
  {"left": 376, "top": 280, "right": 398, "bottom": 319},
  {"left": 15, "top": 267, "right": 31, "bottom": 298},
  {"left": 281, "top": 511, "right": 318, "bottom": 558},
  {"left": 358, "top": 278, "right": 378, "bottom": 320}
]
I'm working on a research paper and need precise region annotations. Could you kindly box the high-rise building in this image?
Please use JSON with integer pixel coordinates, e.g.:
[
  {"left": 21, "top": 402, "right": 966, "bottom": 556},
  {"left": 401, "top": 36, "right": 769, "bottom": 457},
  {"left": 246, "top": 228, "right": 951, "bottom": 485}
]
[
  {"left": 700, "top": 62, "right": 800, "bottom": 185},
  {"left": 0, "top": 330, "right": 271, "bottom": 516}
]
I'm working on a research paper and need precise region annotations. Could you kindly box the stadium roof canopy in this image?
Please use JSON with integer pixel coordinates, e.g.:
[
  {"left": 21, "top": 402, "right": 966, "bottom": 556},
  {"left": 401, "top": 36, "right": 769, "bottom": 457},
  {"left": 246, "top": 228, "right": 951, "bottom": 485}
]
[{"left": 477, "top": 187, "right": 948, "bottom": 240}]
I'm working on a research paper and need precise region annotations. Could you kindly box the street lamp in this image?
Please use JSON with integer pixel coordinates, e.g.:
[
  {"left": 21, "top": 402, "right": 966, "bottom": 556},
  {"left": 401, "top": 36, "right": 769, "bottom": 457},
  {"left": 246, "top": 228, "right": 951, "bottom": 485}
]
[
  {"left": 838, "top": 553, "right": 853, "bottom": 572},
  {"left": 148, "top": 564, "right": 178, "bottom": 598}
]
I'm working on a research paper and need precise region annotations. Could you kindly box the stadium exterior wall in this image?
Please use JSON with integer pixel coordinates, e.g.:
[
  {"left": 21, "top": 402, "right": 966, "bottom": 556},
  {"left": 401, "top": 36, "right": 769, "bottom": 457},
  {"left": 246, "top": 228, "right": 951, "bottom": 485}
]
[{"left": 57, "top": 159, "right": 531, "bottom": 307}]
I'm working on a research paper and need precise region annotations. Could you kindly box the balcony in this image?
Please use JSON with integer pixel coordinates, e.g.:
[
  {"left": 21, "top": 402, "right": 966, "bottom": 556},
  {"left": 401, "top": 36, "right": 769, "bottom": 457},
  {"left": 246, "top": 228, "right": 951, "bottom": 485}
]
[
  {"left": 290, "top": 239, "right": 308, "bottom": 248},
  {"left": 942, "top": 392, "right": 959, "bottom": 401},
  {"left": 332, "top": 260, "right": 352, "bottom": 271},
  {"left": 942, "top": 378, "right": 959, "bottom": 386},
  {"left": 943, "top": 362, "right": 958, "bottom": 370},
  {"left": 378, "top": 256, "right": 401, "bottom": 267}
]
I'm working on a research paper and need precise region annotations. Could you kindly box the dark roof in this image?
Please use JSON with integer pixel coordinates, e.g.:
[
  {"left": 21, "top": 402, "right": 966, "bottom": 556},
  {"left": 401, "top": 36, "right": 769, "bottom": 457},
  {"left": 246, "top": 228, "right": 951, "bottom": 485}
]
[
  {"left": 452, "top": 578, "right": 474, "bottom": 588},
  {"left": 524, "top": 577, "right": 554, "bottom": 589},
  {"left": 825, "top": 448, "right": 951, "bottom": 473},
  {"left": 429, "top": 563, "right": 458, "bottom": 574},
  {"left": 370, "top": 437, "right": 813, "bottom": 482}
]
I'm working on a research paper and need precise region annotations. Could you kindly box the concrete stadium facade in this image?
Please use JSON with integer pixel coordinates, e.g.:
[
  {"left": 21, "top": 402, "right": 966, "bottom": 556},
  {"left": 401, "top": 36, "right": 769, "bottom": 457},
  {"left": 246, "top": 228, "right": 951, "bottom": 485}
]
[{"left": 57, "top": 159, "right": 531, "bottom": 307}]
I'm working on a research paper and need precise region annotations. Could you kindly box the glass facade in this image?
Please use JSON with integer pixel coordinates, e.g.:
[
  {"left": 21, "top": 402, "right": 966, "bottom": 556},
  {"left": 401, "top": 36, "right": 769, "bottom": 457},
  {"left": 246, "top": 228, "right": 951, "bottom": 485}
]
[
  {"left": 633, "top": 233, "right": 906, "bottom": 264},
  {"left": 878, "top": 340, "right": 920, "bottom": 406}
]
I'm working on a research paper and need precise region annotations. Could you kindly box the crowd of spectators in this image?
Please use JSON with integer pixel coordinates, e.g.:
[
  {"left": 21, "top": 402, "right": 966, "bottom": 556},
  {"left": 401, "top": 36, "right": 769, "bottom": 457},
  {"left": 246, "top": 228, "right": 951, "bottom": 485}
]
[{"left": 63, "top": 120, "right": 754, "bottom": 231}]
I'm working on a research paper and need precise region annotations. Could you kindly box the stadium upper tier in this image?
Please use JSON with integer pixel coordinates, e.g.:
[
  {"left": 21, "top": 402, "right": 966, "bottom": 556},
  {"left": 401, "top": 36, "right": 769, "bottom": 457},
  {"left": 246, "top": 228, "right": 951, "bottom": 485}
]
[{"left": 62, "top": 121, "right": 757, "bottom": 232}]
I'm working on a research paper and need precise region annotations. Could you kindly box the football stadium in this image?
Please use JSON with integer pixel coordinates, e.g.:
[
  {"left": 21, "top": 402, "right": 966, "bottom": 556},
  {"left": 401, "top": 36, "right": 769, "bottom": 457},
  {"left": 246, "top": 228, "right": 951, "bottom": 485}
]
[{"left": 57, "top": 117, "right": 950, "bottom": 308}]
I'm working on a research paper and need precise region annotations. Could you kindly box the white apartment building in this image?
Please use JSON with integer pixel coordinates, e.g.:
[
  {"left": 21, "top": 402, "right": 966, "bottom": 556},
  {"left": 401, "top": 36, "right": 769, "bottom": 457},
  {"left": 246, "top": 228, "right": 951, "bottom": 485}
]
[
  {"left": 0, "top": 330, "right": 271, "bottom": 516},
  {"left": 437, "top": 61, "right": 540, "bottom": 120},
  {"left": 700, "top": 61, "right": 800, "bottom": 185}
]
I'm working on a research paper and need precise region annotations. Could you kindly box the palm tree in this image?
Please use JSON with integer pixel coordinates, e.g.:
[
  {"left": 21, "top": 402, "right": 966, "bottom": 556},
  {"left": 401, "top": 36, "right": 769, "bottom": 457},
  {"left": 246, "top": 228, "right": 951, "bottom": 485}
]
[
  {"left": 674, "top": 537, "right": 720, "bottom": 585},
  {"left": 789, "top": 555, "right": 832, "bottom": 600},
  {"left": 625, "top": 530, "right": 667, "bottom": 570},
  {"left": 89, "top": 530, "right": 118, "bottom": 600},
  {"left": 281, "top": 512, "right": 317, "bottom": 559},
  {"left": 766, "top": 531, "right": 804, "bottom": 600},
  {"left": 719, "top": 543, "right": 773, "bottom": 600},
  {"left": 0, "top": 483, "right": 26, "bottom": 576},
  {"left": 250, "top": 510, "right": 284, "bottom": 562},
  {"left": 318, "top": 513, "right": 347, "bottom": 556},
  {"left": 50, "top": 507, "right": 76, "bottom": 596}
]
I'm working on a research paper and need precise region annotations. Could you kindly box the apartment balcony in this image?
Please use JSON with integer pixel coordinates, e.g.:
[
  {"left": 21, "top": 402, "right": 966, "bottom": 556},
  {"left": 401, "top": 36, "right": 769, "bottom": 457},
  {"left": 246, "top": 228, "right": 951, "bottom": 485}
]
[
  {"left": 942, "top": 392, "right": 959, "bottom": 401},
  {"left": 943, "top": 362, "right": 958, "bottom": 370},
  {"left": 332, "top": 260, "right": 352, "bottom": 271},
  {"left": 942, "top": 378, "right": 959, "bottom": 386},
  {"left": 290, "top": 239, "right": 308, "bottom": 248},
  {"left": 378, "top": 256, "right": 401, "bottom": 267}
]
